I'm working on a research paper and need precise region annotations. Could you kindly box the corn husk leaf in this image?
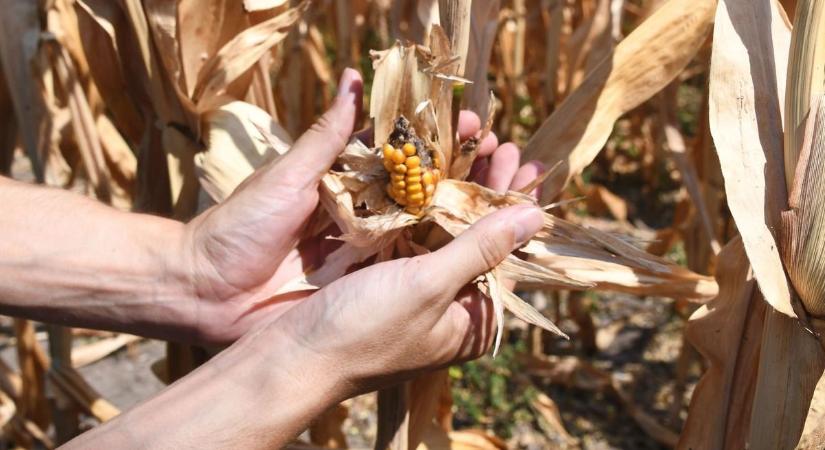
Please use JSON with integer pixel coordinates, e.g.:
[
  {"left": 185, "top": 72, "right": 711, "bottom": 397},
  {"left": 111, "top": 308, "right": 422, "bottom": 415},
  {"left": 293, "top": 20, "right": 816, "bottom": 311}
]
[
  {"left": 370, "top": 31, "right": 458, "bottom": 171},
  {"left": 782, "top": 96, "right": 825, "bottom": 316},
  {"left": 522, "top": 0, "right": 716, "bottom": 196},
  {"left": 783, "top": 0, "right": 825, "bottom": 188},
  {"left": 197, "top": 101, "right": 292, "bottom": 202}
]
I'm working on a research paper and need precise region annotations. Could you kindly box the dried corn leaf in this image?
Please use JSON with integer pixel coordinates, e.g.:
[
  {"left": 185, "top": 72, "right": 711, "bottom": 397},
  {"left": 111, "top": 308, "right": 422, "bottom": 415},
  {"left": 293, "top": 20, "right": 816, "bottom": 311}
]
[
  {"left": 244, "top": 0, "right": 289, "bottom": 12},
  {"left": 192, "top": 2, "right": 308, "bottom": 111},
  {"left": 483, "top": 270, "right": 505, "bottom": 356},
  {"left": 119, "top": 0, "right": 188, "bottom": 126},
  {"left": 709, "top": 0, "right": 795, "bottom": 317},
  {"left": 462, "top": 0, "right": 500, "bottom": 121},
  {"left": 522, "top": 0, "right": 715, "bottom": 196},
  {"left": 96, "top": 115, "right": 136, "bottom": 207},
  {"left": 74, "top": 0, "right": 144, "bottom": 144},
  {"left": 428, "top": 181, "right": 716, "bottom": 300},
  {"left": 177, "top": 0, "right": 249, "bottom": 97}
]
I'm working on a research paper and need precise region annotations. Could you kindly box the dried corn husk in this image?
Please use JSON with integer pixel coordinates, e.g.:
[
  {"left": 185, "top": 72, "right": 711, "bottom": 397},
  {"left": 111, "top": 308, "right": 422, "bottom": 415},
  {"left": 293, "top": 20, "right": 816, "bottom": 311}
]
[
  {"left": 782, "top": 96, "right": 825, "bottom": 317},
  {"left": 783, "top": 0, "right": 825, "bottom": 188}
]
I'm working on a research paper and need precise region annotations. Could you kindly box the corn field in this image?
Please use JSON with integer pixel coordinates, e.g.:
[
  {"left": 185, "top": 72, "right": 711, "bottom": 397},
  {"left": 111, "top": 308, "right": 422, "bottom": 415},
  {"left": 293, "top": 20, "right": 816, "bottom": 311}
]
[{"left": 0, "top": 0, "right": 824, "bottom": 448}]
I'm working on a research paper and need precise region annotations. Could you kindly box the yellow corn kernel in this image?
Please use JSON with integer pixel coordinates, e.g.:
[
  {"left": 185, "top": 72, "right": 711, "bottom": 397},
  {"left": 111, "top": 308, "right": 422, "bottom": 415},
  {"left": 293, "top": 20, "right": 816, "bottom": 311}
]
[
  {"left": 393, "top": 164, "right": 407, "bottom": 174},
  {"left": 402, "top": 143, "right": 417, "bottom": 156},
  {"left": 407, "top": 184, "right": 423, "bottom": 194},
  {"left": 432, "top": 169, "right": 441, "bottom": 182},
  {"left": 407, "top": 192, "right": 424, "bottom": 203},
  {"left": 392, "top": 180, "right": 406, "bottom": 190},
  {"left": 383, "top": 144, "right": 395, "bottom": 160},
  {"left": 406, "top": 175, "right": 421, "bottom": 185},
  {"left": 391, "top": 173, "right": 405, "bottom": 182},
  {"left": 422, "top": 171, "right": 434, "bottom": 186},
  {"left": 391, "top": 149, "right": 406, "bottom": 164},
  {"left": 407, "top": 167, "right": 421, "bottom": 177},
  {"left": 405, "top": 156, "right": 421, "bottom": 169},
  {"left": 406, "top": 207, "right": 421, "bottom": 215}
]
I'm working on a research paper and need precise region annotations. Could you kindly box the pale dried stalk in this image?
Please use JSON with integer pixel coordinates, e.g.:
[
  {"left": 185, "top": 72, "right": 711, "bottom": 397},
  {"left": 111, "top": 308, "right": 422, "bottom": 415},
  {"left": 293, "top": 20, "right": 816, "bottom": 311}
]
[
  {"left": 679, "top": 237, "right": 765, "bottom": 449},
  {"left": 438, "top": 0, "right": 472, "bottom": 76},
  {"left": 0, "top": 0, "right": 46, "bottom": 180}
]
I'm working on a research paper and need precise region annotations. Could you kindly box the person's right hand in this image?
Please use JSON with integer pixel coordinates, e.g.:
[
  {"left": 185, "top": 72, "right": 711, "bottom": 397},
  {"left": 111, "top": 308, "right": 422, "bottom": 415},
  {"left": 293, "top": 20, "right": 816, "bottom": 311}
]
[{"left": 267, "top": 204, "right": 543, "bottom": 394}]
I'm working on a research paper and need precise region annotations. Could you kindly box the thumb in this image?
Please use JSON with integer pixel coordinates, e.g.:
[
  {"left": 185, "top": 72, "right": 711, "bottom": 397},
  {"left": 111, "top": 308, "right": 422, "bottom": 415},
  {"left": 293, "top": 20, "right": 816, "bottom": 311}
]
[
  {"left": 422, "top": 205, "right": 544, "bottom": 295},
  {"left": 279, "top": 68, "right": 363, "bottom": 188}
]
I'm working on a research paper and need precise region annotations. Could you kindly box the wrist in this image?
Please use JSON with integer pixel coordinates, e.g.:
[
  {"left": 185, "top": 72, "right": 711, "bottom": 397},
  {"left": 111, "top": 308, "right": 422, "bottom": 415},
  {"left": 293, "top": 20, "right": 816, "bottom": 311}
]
[{"left": 133, "top": 213, "right": 203, "bottom": 343}]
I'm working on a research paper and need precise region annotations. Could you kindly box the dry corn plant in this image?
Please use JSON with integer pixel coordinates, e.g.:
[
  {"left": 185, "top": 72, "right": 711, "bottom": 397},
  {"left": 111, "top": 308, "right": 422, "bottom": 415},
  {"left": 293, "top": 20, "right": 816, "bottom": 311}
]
[
  {"left": 17, "top": 0, "right": 825, "bottom": 448},
  {"left": 1, "top": 0, "right": 724, "bottom": 447}
]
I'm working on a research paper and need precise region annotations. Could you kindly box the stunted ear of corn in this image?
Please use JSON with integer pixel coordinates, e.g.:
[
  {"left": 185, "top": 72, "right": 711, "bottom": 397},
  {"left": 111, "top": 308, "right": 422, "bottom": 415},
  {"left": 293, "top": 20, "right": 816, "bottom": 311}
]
[{"left": 3, "top": 0, "right": 825, "bottom": 448}]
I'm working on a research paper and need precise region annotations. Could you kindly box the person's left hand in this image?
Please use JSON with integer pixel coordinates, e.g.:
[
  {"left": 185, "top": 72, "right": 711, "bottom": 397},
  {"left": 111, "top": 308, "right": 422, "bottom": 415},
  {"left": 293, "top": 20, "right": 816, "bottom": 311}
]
[{"left": 182, "top": 68, "right": 543, "bottom": 345}]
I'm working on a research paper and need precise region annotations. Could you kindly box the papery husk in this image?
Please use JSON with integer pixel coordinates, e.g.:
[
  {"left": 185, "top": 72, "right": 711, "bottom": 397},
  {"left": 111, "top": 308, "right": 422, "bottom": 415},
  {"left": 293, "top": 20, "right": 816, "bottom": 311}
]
[
  {"left": 197, "top": 101, "right": 292, "bottom": 203},
  {"left": 783, "top": 0, "right": 825, "bottom": 188},
  {"left": 431, "top": 180, "right": 718, "bottom": 301},
  {"left": 370, "top": 29, "right": 460, "bottom": 171},
  {"left": 295, "top": 172, "right": 718, "bottom": 317},
  {"left": 782, "top": 95, "right": 825, "bottom": 317}
]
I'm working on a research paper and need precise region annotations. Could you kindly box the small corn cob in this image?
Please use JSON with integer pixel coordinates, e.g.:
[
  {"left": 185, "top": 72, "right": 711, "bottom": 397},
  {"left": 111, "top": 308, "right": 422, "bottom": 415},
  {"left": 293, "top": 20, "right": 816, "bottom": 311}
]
[{"left": 381, "top": 117, "right": 440, "bottom": 214}]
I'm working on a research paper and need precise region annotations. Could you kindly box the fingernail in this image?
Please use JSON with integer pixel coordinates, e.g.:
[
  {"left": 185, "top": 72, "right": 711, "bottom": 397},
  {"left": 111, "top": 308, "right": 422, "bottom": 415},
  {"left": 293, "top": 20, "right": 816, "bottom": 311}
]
[
  {"left": 511, "top": 205, "right": 543, "bottom": 245},
  {"left": 336, "top": 68, "right": 357, "bottom": 101}
]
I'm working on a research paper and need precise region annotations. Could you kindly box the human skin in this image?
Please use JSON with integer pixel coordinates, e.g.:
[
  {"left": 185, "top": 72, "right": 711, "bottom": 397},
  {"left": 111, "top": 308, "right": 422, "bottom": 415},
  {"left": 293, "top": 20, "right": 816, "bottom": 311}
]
[{"left": 0, "top": 69, "right": 545, "bottom": 448}]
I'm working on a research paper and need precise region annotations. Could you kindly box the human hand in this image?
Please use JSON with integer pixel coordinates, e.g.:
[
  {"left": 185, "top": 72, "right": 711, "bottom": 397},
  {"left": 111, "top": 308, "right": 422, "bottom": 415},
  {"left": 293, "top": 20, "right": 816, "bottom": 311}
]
[
  {"left": 270, "top": 204, "right": 544, "bottom": 394},
  {"left": 181, "top": 69, "right": 364, "bottom": 344},
  {"left": 182, "top": 64, "right": 544, "bottom": 345}
]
